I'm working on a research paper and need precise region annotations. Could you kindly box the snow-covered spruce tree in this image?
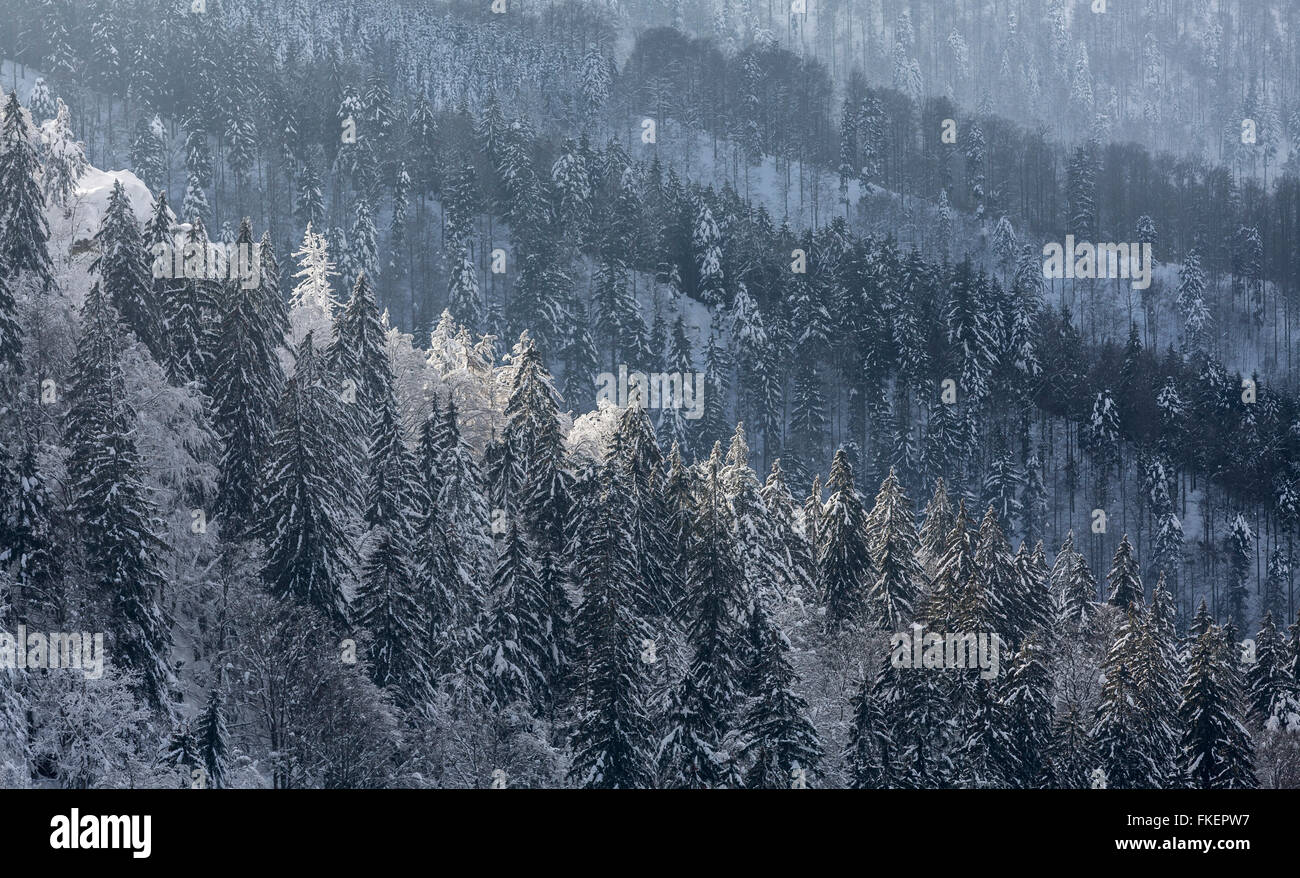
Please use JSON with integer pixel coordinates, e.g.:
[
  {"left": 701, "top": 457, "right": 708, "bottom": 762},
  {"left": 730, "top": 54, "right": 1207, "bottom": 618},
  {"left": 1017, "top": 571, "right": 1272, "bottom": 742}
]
[
  {"left": 800, "top": 475, "right": 824, "bottom": 565},
  {"left": 509, "top": 247, "right": 568, "bottom": 357},
  {"left": 1014, "top": 542, "right": 1055, "bottom": 642},
  {"left": 478, "top": 517, "right": 545, "bottom": 710},
  {"left": 722, "top": 423, "right": 780, "bottom": 603},
  {"left": 258, "top": 333, "right": 352, "bottom": 626},
  {"left": 567, "top": 451, "right": 655, "bottom": 789},
  {"left": 1246, "top": 613, "right": 1292, "bottom": 726},
  {"left": 1179, "top": 622, "right": 1257, "bottom": 789},
  {"left": 864, "top": 468, "right": 920, "bottom": 630},
  {"left": 0, "top": 255, "right": 20, "bottom": 377},
  {"left": 91, "top": 180, "right": 164, "bottom": 360},
  {"left": 257, "top": 232, "right": 289, "bottom": 344},
  {"left": 211, "top": 218, "right": 285, "bottom": 539},
  {"left": 38, "top": 98, "right": 87, "bottom": 209},
  {"left": 414, "top": 399, "right": 484, "bottom": 687},
  {"left": 846, "top": 660, "right": 896, "bottom": 789},
  {"left": 654, "top": 314, "right": 695, "bottom": 458},
  {"left": 787, "top": 358, "right": 827, "bottom": 489},
  {"left": 65, "top": 281, "right": 173, "bottom": 710},
  {"left": 881, "top": 652, "right": 955, "bottom": 788},
  {"left": 288, "top": 223, "right": 339, "bottom": 342},
  {"left": 328, "top": 270, "right": 389, "bottom": 417},
  {"left": 349, "top": 198, "right": 379, "bottom": 285},
  {"left": 162, "top": 719, "right": 200, "bottom": 785},
  {"left": 431, "top": 396, "right": 494, "bottom": 586},
  {"left": 1225, "top": 513, "right": 1253, "bottom": 633},
  {"left": 327, "top": 270, "right": 389, "bottom": 510},
  {"left": 194, "top": 687, "right": 230, "bottom": 789},
  {"left": 139, "top": 190, "right": 177, "bottom": 365},
  {"left": 981, "top": 441, "right": 1024, "bottom": 532},
  {"left": 699, "top": 331, "right": 732, "bottom": 456},
  {"left": 293, "top": 156, "right": 325, "bottom": 231},
  {"left": 953, "top": 662, "right": 1015, "bottom": 789},
  {"left": 1093, "top": 586, "right": 1182, "bottom": 789},
  {"left": 818, "top": 449, "right": 873, "bottom": 632},
  {"left": 502, "top": 334, "right": 572, "bottom": 695},
  {"left": 1057, "top": 548, "right": 1103, "bottom": 636},
  {"left": 167, "top": 217, "right": 221, "bottom": 385},
  {"left": 1092, "top": 649, "right": 1162, "bottom": 789},
  {"left": 659, "top": 443, "right": 695, "bottom": 612},
  {"left": 1105, "top": 534, "right": 1144, "bottom": 609},
  {"left": 1262, "top": 549, "right": 1291, "bottom": 631},
  {"left": 560, "top": 301, "right": 600, "bottom": 414},
  {"left": 960, "top": 506, "right": 1017, "bottom": 638},
  {"left": 25, "top": 78, "right": 55, "bottom": 125},
  {"left": 659, "top": 446, "right": 747, "bottom": 788},
  {"left": 736, "top": 600, "right": 822, "bottom": 788},
  {"left": 129, "top": 114, "right": 167, "bottom": 194},
  {"left": 922, "top": 499, "right": 977, "bottom": 630},
  {"left": 615, "top": 406, "right": 680, "bottom": 621},
  {"left": 760, "top": 460, "right": 817, "bottom": 602},
  {"left": 355, "top": 386, "right": 433, "bottom": 713},
  {"left": 917, "top": 477, "right": 954, "bottom": 581},
  {"left": 0, "top": 90, "right": 54, "bottom": 291},
  {"left": 998, "top": 636, "right": 1056, "bottom": 788},
  {"left": 944, "top": 258, "right": 996, "bottom": 405},
  {"left": 446, "top": 243, "right": 482, "bottom": 333},
  {"left": 1140, "top": 574, "right": 1187, "bottom": 787},
  {"left": 4, "top": 436, "right": 61, "bottom": 616}
]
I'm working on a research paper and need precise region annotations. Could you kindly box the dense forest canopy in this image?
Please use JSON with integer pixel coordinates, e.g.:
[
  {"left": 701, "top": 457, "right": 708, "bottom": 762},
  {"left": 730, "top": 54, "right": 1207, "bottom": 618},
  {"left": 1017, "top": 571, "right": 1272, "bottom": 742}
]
[{"left": 0, "top": 0, "right": 1298, "bottom": 790}]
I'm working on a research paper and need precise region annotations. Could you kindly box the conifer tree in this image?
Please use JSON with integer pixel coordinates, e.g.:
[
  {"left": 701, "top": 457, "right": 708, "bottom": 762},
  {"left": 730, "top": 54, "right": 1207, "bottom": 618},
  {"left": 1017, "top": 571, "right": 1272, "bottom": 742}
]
[
  {"left": 760, "top": 460, "right": 817, "bottom": 601},
  {"left": 91, "top": 181, "right": 163, "bottom": 358},
  {"left": 478, "top": 518, "right": 544, "bottom": 709},
  {"left": 194, "top": 688, "right": 230, "bottom": 789},
  {"left": 736, "top": 600, "right": 822, "bottom": 788},
  {"left": 846, "top": 661, "right": 895, "bottom": 789},
  {"left": 561, "top": 302, "right": 600, "bottom": 414},
  {"left": 447, "top": 243, "right": 481, "bottom": 333},
  {"left": 328, "top": 271, "right": 389, "bottom": 417},
  {"left": 998, "top": 636, "right": 1055, "bottom": 788},
  {"left": 1106, "top": 535, "right": 1144, "bottom": 609},
  {"left": 962, "top": 507, "right": 1018, "bottom": 636},
  {"left": 355, "top": 384, "right": 433, "bottom": 710},
  {"left": 864, "top": 469, "right": 920, "bottom": 630},
  {"left": 568, "top": 453, "right": 655, "bottom": 789},
  {"left": 38, "top": 98, "right": 87, "bottom": 209},
  {"left": 660, "top": 446, "right": 748, "bottom": 788},
  {"left": 163, "top": 720, "right": 200, "bottom": 783},
  {"left": 258, "top": 334, "right": 353, "bottom": 626},
  {"left": 818, "top": 450, "right": 873, "bottom": 631},
  {"left": 167, "top": 217, "right": 221, "bottom": 385},
  {"left": 1225, "top": 514, "right": 1253, "bottom": 632},
  {"left": 1179, "top": 624, "right": 1257, "bottom": 789},
  {"left": 66, "top": 281, "right": 173, "bottom": 710},
  {"left": 129, "top": 114, "right": 167, "bottom": 194},
  {"left": 0, "top": 254, "right": 20, "bottom": 377},
  {"left": 1092, "top": 656, "right": 1161, "bottom": 789},
  {"left": 413, "top": 399, "right": 483, "bottom": 684},
  {"left": 918, "top": 478, "right": 954, "bottom": 579},
  {"left": 211, "top": 219, "right": 285, "bottom": 538},
  {"left": 924, "top": 500, "right": 978, "bottom": 630},
  {"left": 1246, "top": 613, "right": 1291, "bottom": 725},
  {"left": 0, "top": 91, "right": 54, "bottom": 290}
]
